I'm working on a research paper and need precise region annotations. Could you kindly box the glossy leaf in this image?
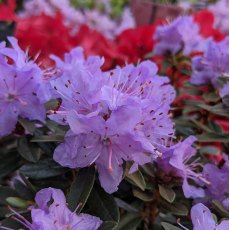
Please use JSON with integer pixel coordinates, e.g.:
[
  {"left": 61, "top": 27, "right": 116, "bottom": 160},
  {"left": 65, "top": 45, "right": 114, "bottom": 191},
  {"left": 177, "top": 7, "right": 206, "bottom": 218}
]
[
  {"left": 17, "top": 137, "right": 42, "bottom": 163},
  {"left": 19, "top": 158, "right": 68, "bottom": 179},
  {"left": 133, "top": 187, "right": 153, "bottom": 202},
  {"left": 161, "top": 222, "right": 181, "bottom": 230},
  {"left": 88, "top": 184, "right": 120, "bottom": 223},
  {"left": 116, "top": 212, "right": 142, "bottom": 230},
  {"left": 125, "top": 163, "right": 146, "bottom": 191},
  {"left": 68, "top": 167, "right": 95, "bottom": 212},
  {"left": 159, "top": 185, "right": 176, "bottom": 203}
]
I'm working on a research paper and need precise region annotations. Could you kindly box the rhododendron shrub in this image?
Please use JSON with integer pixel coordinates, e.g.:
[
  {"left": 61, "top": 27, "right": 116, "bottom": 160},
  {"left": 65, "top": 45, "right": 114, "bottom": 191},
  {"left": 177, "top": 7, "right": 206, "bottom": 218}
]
[{"left": 0, "top": 1, "right": 228, "bottom": 230}]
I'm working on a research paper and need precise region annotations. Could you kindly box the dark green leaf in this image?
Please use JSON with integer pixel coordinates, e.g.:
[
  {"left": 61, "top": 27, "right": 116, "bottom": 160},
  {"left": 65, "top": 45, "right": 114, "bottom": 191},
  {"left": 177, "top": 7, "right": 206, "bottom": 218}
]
[
  {"left": 116, "top": 213, "right": 142, "bottom": 230},
  {"left": 161, "top": 222, "right": 181, "bottom": 230},
  {"left": 159, "top": 185, "right": 176, "bottom": 203},
  {"left": 99, "top": 221, "right": 118, "bottom": 230},
  {"left": 203, "top": 92, "right": 220, "bottom": 103},
  {"left": 46, "top": 120, "right": 67, "bottom": 135},
  {"left": 45, "top": 99, "right": 61, "bottom": 111},
  {"left": 115, "top": 198, "right": 138, "bottom": 212},
  {"left": 18, "top": 118, "right": 36, "bottom": 133},
  {"left": 133, "top": 187, "right": 153, "bottom": 201},
  {"left": 160, "top": 200, "right": 189, "bottom": 216},
  {"left": 0, "top": 187, "right": 19, "bottom": 205},
  {"left": 140, "top": 164, "right": 155, "bottom": 177},
  {"left": 14, "top": 179, "right": 35, "bottom": 200},
  {"left": 125, "top": 163, "right": 146, "bottom": 191},
  {"left": 17, "top": 137, "right": 42, "bottom": 162},
  {"left": 212, "top": 200, "right": 229, "bottom": 218},
  {"left": 196, "top": 132, "right": 228, "bottom": 143},
  {"left": 199, "top": 146, "right": 219, "bottom": 155},
  {"left": 20, "top": 158, "right": 68, "bottom": 179},
  {"left": 0, "top": 150, "right": 21, "bottom": 180},
  {"left": 184, "top": 100, "right": 228, "bottom": 117},
  {"left": 6, "top": 197, "right": 28, "bottom": 209},
  {"left": 68, "top": 167, "right": 95, "bottom": 212},
  {"left": 30, "top": 135, "right": 64, "bottom": 142},
  {"left": 88, "top": 184, "right": 119, "bottom": 222}
]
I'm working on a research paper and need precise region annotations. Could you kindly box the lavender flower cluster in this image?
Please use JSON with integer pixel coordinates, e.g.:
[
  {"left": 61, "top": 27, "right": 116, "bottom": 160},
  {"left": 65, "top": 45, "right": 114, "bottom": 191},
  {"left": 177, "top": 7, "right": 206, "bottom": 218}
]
[
  {"left": 191, "top": 37, "right": 229, "bottom": 99},
  {"left": 0, "top": 35, "right": 229, "bottom": 229},
  {"left": 48, "top": 47, "right": 176, "bottom": 194},
  {"left": 153, "top": 16, "right": 204, "bottom": 56}
]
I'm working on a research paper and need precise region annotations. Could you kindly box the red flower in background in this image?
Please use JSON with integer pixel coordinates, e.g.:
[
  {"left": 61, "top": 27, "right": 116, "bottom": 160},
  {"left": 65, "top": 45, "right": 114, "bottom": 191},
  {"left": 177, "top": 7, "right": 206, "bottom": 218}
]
[
  {"left": 71, "top": 25, "right": 124, "bottom": 70},
  {"left": 193, "top": 10, "right": 226, "bottom": 42},
  {"left": 116, "top": 21, "right": 162, "bottom": 65},
  {"left": 0, "top": 0, "right": 16, "bottom": 21},
  {"left": 15, "top": 13, "right": 73, "bottom": 67}
]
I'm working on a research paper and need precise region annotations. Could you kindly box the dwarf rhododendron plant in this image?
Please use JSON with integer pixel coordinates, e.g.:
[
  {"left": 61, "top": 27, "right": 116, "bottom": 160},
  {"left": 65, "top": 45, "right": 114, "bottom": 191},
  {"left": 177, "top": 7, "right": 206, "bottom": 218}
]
[
  {"left": 0, "top": 37, "right": 46, "bottom": 137},
  {"left": 48, "top": 48, "right": 175, "bottom": 193},
  {"left": 191, "top": 37, "right": 229, "bottom": 93},
  {"left": 0, "top": 1, "right": 228, "bottom": 229},
  {"left": 10, "top": 188, "right": 102, "bottom": 230}
]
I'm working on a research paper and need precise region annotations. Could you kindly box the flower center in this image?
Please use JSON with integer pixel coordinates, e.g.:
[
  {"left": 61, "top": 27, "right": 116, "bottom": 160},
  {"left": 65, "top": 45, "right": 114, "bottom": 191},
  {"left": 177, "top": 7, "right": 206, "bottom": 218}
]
[{"left": 6, "top": 93, "right": 17, "bottom": 101}]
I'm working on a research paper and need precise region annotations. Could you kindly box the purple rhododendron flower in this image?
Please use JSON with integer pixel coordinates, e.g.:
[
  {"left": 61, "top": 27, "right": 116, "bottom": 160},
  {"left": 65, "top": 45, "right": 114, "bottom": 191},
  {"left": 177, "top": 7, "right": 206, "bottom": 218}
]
[
  {"left": 153, "top": 16, "right": 203, "bottom": 56},
  {"left": 49, "top": 49, "right": 175, "bottom": 193},
  {"left": 157, "top": 136, "right": 208, "bottom": 198},
  {"left": 11, "top": 187, "right": 102, "bottom": 230},
  {"left": 0, "top": 37, "right": 46, "bottom": 137},
  {"left": 203, "top": 156, "right": 229, "bottom": 208},
  {"left": 48, "top": 47, "right": 105, "bottom": 125},
  {"left": 191, "top": 37, "right": 229, "bottom": 87},
  {"left": 190, "top": 203, "right": 229, "bottom": 230},
  {"left": 209, "top": 0, "right": 229, "bottom": 33}
]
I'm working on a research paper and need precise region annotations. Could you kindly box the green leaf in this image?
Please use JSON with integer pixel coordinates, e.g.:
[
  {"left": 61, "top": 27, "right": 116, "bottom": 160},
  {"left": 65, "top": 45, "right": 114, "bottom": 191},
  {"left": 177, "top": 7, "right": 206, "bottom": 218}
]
[
  {"left": 68, "top": 167, "right": 95, "bottom": 212},
  {"left": 161, "top": 222, "right": 181, "bottom": 230},
  {"left": 116, "top": 213, "right": 142, "bottom": 230},
  {"left": 133, "top": 187, "right": 153, "bottom": 201},
  {"left": 99, "top": 221, "right": 118, "bottom": 230},
  {"left": 14, "top": 179, "right": 35, "bottom": 200},
  {"left": 208, "top": 121, "right": 224, "bottom": 133},
  {"left": 160, "top": 200, "right": 189, "bottom": 216},
  {"left": 88, "top": 184, "right": 119, "bottom": 222},
  {"left": 30, "top": 135, "right": 64, "bottom": 142},
  {"left": 196, "top": 132, "right": 228, "bottom": 143},
  {"left": 190, "top": 119, "right": 212, "bottom": 132},
  {"left": 125, "top": 163, "right": 146, "bottom": 191},
  {"left": 20, "top": 158, "right": 68, "bottom": 179},
  {"left": 212, "top": 200, "right": 229, "bottom": 218},
  {"left": 0, "top": 187, "right": 19, "bottom": 205},
  {"left": 159, "top": 185, "right": 176, "bottom": 203},
  {"left": 18, "top": 118, "right": 36, "bottom": 133},
  {"left": 203, "top": 92, "right": 220, "bottom": 103},
  {"left": 17, "top": 137, "right": 42, "bottom": 162},
  {"left": 199, "top": 146, "right": 219, "bottom": 155},
  {"left": 184, "top": 100, "right": 228, "bottom": 117},
  {"left": 46, "top": 120, "right": 67, "bottom": 135},
  {"left": 115, "top": 198, "right": 138, "bottom": 213},
  {"left": 0, "top": 150, "right": 21, "bottom": 180},
  {"left": 45, "top": 99, "right": 61, "bottom": 111},
  {"left": 19, "top": 172, "right": 37, "bottom": 193},
  {"left": 140, "top": 164, "right": 155, "bottom": 177},
  {"left": 179, "top": 68, "right": 192, "bottom": 76},
  {"left": 6, "top": 197, "right": 28, "bottom": 209}
]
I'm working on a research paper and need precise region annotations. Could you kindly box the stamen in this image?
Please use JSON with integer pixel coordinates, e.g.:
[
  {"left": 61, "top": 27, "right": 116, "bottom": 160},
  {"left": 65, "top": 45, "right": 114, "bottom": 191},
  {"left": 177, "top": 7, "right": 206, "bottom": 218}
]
[
  {"left": 48, "top": 110, "right": 67, "bottom": 115},
  {"left": 177, "top": 218, "right": 189, "bottom": 230},
  {"left": 108, "top": 140, "right": 113, "bottom": 173},
  {"left": 16, "top": 97, "right": 27, "bottom": 106},
  {"left": 9, "top": 207, "right": 33, "bottom": 230}
]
